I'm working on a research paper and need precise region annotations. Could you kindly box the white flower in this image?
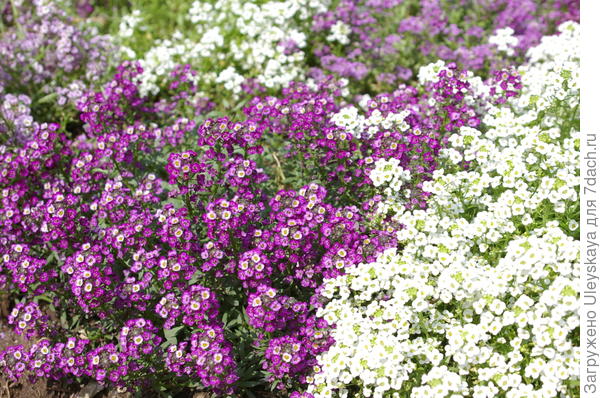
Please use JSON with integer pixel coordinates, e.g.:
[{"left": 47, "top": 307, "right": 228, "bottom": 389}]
[
  {"left": 327, "top": 21, "right": 352, "bottom": 45},
  {"left": 118, "top": 9, "right": 142, "bottom": 39},
  {"left": 418, "top": 60, "right": 446, "bottom": 84},
  {"left": 489, "top": 27, "right": 519, "bottom": 56}
]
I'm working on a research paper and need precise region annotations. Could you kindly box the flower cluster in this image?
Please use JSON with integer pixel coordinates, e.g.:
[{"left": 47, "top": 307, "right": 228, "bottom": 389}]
[
  {"left": 245, "top": 78, "right": 447, "bottom": 207},
  {"left": 489, "top": 67, "right": 523, "bottom": 105},
  {"left": 0, "top": 0, "right": 581, "bottom": 396},
  {"left": 0, "top": 0, "right": 114, "bottom": 122},
  {"left": 0, "top": 337, "right": 95, "bottom": 382},
  {"left": 87, "top": 343, "right": 125, "bottom": 384},
  {"left": 264, "top": 335, "right": 309, "bottom": 379},
  {"left": 246, "top": 284, "right": 308, "bottom": 333},
  {"left": 1, "top": 244, "right": 56, "bottom": 294},
  {"left": 119, "top": 318, "right": 163, "bottom": 359},
  {"left": 120, "top": 0, "right": 329, "bottom": 97},
  {"left": 165, "top": 326, "right": 238, "bottom": 394},
  {"left": 1, "top": 94, "right": 36, "bottom": 143},
  {"left": 8, "top": 301, "right": 48, "bottom": 339},
  {"left": 0, "top": 58, "right": 402, "bottom": 395},
  {"left": 310, "top": 22, "right": 580, "bottom": 398},
  {"left": 310, "top": 0, "right": 579, "bottom": 93}
]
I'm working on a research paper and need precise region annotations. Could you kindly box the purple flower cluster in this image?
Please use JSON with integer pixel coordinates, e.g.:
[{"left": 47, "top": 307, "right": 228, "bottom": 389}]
[
  {"left": 61, "top": 243, "right": 116, "bottom": 314},
  {"left": 0, "top": 0, "right": 113, "bottom": 122},
  {"left": 0, "top": 345, "right": 29, "bottom": 380},
  {"left": 28, "top": 340, "right": 57, "bottom": 379},
  {"left": 154, "top": 64, "right": 215, "bottom": 117},
  {"left": 53, "top": 337, "right": 90, "bottom": 377},
  {"left": 0, "top": 244, "right": 56, "bottom": 294},
  {"left": 0, "top": 122, "right": 63, "bottom": 186},
  {"left": 0, "top": 338, "right": 127, "bottom": 385},
  {"left": 8, "top": 301, "right": 48, "bottom": 339},
  {"left": 429, "top": 63, "right": 481, "bottom": 132},
  {"left": 236, "top": 249, "right": 274, "bottom": 288},
  {"left": 155, "top": 285, "right": 220, "bottom": 329},
  {"left": 118, "top": 318, "right": 163, "bottom": 359},
  {"left": 246, "top": 285, "right": 307, "bottom": 333},
  {"left": 77, "top": 62, "right": 149, "bottom": 133},
  {"left": 489, "top": 67, "right": 523, "bottom": 105},
  {"left": 309, "top": 0, "right": 579, "bottom": 92},
  {"left": 245, "top": 78, "right": 450, "bottom": 209},
  {"left": 87, "top": 343, "right": 125, "bottom": 384},
  {"left": 244, "top": 284, "right": 334, "bottom": 387},
  {"left": 264, "top": 335, "right": 309, "bottom": 379},
  {"left": 261, "top": 315, "right": 333, "bottom": 388},
  {"left": 165, "top": 325, "right": 238, "bottom": 394},
  {"left": 0, "top": 63, "right": 236, "bottom": 393},
  {"left": 244, "top": 79, "right": 361, "bottom": 194},
  {"left": 1, "top": 95, "right": 36, "bottom": 143}
]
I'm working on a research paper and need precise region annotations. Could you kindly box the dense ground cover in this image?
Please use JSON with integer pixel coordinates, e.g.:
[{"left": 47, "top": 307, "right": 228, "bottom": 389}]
[{"left": 0, "top": 1, "right": 580, "bottom": 397}]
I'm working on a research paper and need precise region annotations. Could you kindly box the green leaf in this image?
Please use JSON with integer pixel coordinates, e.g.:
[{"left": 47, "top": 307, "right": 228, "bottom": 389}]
[
  {"left": 36, "top": 92, "right": 58, "bottom": 105},
  {"left": 166, "top": 197, "right": 184, "bottom": 208},
  {"left": 163, "top": 325, "right": 185, "bottom": 345},
  {"left": 34, "top": 294, "right": 53, "bottom": 304},
  {"left": 561, "top": 285, "right": 577, "bottom": 297},
  {"left": 69, "top": 314, "right": 81, "bottom": 329},
  {"left": 60, "top": 311, "right": 68, "bottom": 328}
]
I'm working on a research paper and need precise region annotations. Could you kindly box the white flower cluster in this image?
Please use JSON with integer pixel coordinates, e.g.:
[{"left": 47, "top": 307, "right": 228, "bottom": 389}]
[
  {"left": 327, "top": 21, "right": 352, "bottom": 45},
  {"left": 215, "top": 66, "right": 245, "bottom": 93},
  {"left": 330, "top": 106, "right": 410, "bottom": 139},
  {"left": 369, "top": 158, "right": 413, "bottom": 210},
  {"left": 124, "top": 0, "right": 329, "bottom": 96},
  {"left": 117, "top": 9, "right": 142, "bottom": 39},
  {"left": 330, "top": 106, "right": 364, "bottom": 134},
  {"left": 417, "top": 60, "right": 446, "bottom": 85},
  {"left": 489, "top": 27, "right": 519, "bottom": 56},
  {"left": 370, "top": 158, "right": 411, "bottom": 190},
  {"left": 310, "top": 22, "right": 580, "bottom": 398},
  {"left": 518, "top": 21, "right": 580, "bottom": 110}
]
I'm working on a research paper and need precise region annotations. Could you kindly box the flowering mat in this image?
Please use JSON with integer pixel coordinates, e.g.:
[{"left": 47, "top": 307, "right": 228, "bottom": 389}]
[{"left": 0, "top": 1, "right": 580, "bottom": 398}]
